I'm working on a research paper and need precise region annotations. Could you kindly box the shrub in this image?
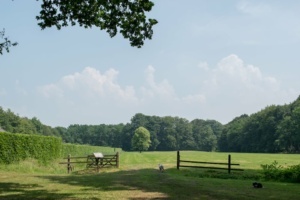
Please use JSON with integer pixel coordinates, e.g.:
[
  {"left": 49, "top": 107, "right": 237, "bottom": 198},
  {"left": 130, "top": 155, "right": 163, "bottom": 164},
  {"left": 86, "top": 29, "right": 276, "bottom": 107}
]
[
  {"left": 261, "top": 160, "right": 283, "bottom": 180},
  {"left": 285, "top": 164, "right": 300, "bottom": 183},
  {"left": 261, "top": 160, "right": 300, "bottom": 183}
]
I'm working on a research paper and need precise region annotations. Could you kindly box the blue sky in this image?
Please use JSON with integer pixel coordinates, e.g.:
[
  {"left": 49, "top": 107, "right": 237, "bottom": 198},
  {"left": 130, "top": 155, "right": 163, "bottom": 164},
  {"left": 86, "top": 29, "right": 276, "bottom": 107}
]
[{"left": 1, "top": 0, "right": 300, "bottom": 127}]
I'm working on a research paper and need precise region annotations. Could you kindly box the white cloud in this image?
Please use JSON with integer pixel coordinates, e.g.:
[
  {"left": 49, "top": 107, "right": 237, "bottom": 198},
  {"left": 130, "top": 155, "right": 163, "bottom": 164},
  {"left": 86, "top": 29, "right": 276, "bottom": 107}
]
[
  {"left": 141, "top": 65, "right": 175, "bottom": 99},
  {"left": 141, "top": 65, "right": 207, "bottom": 105},
  {"left": 213, "top": 54, "right": 279, "bottom": 91},
  {"left": 39, "top": 67, "right": 138, "bottom": 102},
  {"left": 35, "top": 57, "right": 298, "bottom": 126},
  {"left": 39, "top": 84, "right": 64, "bottom": 99},
  {"left": 236, "top": 1, "right": 272, "bottom": 17},
  {"left": 37, "top": 65, "right": 209, "bottom": 125},
  {"left": 137, "top": 65, "right": 207, "bottom": 118},
  {"left": 36, "top": 67, "right": 143, "bottom": 126},
  {"left": 198, "top": 54, "right": 297, "bottom": 123},
  {"left": 204, "top": 54, "right": 281, "bottom": 94}
]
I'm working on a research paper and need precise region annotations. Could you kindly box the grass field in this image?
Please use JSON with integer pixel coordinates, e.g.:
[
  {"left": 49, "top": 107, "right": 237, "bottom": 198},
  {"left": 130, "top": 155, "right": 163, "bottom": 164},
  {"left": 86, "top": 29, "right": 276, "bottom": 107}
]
[{"left": 0, "top": 151, "right": 300, "bottom": 199}]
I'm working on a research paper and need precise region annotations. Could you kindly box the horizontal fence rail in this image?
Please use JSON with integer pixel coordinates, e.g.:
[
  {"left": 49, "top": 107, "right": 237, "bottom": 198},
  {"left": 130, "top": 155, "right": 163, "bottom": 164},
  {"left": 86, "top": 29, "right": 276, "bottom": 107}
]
[
  {"left": 176, "top": 151, "right": 243, "bottom": 174},
  {"left": 59, "top": 152, "right": 119, "bottom": 173}
]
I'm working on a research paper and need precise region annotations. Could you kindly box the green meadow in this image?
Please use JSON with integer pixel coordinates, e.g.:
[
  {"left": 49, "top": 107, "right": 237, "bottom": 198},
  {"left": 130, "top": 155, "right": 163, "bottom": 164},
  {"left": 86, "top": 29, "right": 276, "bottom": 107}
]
[{"left": 0, "top": 151, "right": 300, "bottom": 200}]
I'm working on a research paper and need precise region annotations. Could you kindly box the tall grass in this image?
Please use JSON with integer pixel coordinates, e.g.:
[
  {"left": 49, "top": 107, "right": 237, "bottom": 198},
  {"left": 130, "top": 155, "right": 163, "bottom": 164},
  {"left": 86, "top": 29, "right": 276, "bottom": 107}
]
[{"left": 0, "top": 159, "right": 66, "bottom": 174}]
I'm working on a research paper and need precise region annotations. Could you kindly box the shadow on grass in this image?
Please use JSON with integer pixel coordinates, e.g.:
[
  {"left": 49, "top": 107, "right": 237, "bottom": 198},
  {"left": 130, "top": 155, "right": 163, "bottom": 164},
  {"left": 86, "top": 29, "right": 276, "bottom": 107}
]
[
  {"left": 0, "top": 182, "right": 72, "bottom": 200},
  {"left": 1, "top": 168, "right": 299, "bottom": 200},
  {"left": 37, "top": 168, "right": 215, "bottom": 199}
]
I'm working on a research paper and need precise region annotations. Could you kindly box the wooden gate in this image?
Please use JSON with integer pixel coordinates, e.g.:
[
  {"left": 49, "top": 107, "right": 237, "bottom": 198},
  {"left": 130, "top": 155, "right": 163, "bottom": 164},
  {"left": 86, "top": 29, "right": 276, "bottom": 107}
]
[
  {"left": 60, "top": 152, "right": 119, "bottom": 173},
  {"left": 86, "top": 153, "right": 119, "bottom": 169}
]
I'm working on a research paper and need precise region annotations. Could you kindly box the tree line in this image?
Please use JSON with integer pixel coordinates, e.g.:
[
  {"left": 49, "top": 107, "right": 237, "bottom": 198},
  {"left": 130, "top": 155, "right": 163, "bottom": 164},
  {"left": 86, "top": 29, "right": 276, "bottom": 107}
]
[
  {"left": 1, "top": 95, "right": 300, "bottom": 153},
  {"left": 219, "top": 96, "right": 300, "bottom": 153}
]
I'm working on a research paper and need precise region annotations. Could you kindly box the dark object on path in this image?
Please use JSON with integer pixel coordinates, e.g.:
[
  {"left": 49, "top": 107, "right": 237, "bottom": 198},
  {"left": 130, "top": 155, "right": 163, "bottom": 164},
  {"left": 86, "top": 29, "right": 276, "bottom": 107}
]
[
  {"left": 159, "top": 164, "right": 164, "bottom": 172},
  {"left": 253, "top": 182, "right": 263, "bottom": 188}
]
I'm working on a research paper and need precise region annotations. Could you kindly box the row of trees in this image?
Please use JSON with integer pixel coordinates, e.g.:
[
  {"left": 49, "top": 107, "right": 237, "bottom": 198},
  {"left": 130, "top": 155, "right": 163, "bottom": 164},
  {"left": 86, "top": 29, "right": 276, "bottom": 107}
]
[
  {"left": 0, "top": 107, "right": 59, "bottom": 136},
  {"left": 0, "top": 108, "right": 222, "bottom": 151},
  {"left": 219, "top": 97, "right": 300, "bottom": 153},
  {"left": 48, "top": 114, "right": 223, "bottom": 152},
  {"left": 1, "top": 95, "right": 300, "bottom": 153}
]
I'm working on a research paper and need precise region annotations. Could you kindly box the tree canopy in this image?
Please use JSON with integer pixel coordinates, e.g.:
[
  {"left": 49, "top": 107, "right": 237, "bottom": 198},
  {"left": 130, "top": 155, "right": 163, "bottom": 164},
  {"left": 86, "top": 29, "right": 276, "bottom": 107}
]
[
  {"left": 131, "top": 126, "right": 151, "bottom": 152},
  {"left": 36, "top": 0, "right": 158, "bottom": 48},
  {"left": 1, "top": 0, "right": 158, "bottom": 54}
]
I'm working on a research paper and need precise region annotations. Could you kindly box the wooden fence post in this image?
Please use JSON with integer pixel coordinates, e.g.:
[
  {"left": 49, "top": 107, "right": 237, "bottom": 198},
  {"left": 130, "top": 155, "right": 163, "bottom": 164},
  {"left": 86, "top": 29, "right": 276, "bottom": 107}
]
[
  {"left": 67, "top": 154, "right": 71, "bottom": 174},
  {"left": 228, "top": 154, "right": 231, "bottom": 174},
  {"left": 116, "top": 152, "right": 119, "bottom": 168},
  {"left": 177, "top": 151, "right": 180, "bottom": 170}
]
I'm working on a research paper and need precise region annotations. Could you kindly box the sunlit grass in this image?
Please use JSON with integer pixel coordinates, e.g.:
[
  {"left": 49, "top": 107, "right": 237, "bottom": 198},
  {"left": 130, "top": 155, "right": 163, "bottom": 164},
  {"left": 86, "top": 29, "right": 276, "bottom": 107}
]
[
  {"left": 120, "top": 151, "right": 300, "bottom": 170},
  {"left": 0, "top": 151, "right": 300, "bottom": 199}
]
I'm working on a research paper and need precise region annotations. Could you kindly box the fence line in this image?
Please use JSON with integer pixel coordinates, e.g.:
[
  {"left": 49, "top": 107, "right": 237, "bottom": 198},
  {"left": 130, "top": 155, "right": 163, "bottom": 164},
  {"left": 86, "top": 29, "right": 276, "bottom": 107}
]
[
  {"left": 59, "top": 152, "right": 119, "bottom": 173},
  {"left": 176, "top": 151, "right": 243, "bottom": 174}
]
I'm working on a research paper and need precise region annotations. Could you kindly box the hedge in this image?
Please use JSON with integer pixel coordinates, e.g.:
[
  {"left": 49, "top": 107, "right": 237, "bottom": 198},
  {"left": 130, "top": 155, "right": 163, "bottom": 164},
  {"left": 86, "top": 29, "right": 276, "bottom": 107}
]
[
  {"left": 0, "top": 132, "right": 62, "bottom": 164},
  {"left": 0, "top": 132, "right": 122, "bottom": 165}
]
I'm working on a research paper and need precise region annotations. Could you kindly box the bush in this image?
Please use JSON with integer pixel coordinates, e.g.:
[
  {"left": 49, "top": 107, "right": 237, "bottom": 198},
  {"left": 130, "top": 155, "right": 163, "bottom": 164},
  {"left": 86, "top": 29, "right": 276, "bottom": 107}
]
[
  {"left": 261, "top": 160, "right": 300, "bottom": 183},
  {"left": 261, "top": 160, "right": 283, "bottom": 180},
  {"left": 285, "top": 164, "right": 300, "bottom": 182}
]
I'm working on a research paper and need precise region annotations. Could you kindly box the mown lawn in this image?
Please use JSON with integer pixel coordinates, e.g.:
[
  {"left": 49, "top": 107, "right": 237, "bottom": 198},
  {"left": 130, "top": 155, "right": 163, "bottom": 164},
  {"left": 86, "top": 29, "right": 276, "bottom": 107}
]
[{"left": 0, "top": 151, "right": 299, "bottom": 200}]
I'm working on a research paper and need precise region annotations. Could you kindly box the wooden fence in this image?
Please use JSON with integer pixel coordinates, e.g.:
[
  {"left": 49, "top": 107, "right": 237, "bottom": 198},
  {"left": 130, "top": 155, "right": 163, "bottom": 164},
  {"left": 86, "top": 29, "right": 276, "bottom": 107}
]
[
  {"left": 176, "top": 151, "right": 243, "bottom": 174},
  {"left": 59, "top": 152, "right": 119, "bottom": 173}
]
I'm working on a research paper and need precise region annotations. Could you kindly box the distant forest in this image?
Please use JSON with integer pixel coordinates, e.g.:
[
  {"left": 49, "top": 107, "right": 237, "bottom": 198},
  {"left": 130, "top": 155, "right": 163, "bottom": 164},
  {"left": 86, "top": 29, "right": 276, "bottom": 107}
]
[{"left": 1, "top": 95, "right": 300, "bottom": 153}]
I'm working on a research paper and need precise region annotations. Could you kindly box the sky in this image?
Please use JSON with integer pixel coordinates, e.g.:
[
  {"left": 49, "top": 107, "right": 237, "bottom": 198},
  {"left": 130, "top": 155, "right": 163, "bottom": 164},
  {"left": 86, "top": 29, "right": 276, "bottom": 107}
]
[{"left": 1, "top": 0, "right": 300, "bottom": 127}]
